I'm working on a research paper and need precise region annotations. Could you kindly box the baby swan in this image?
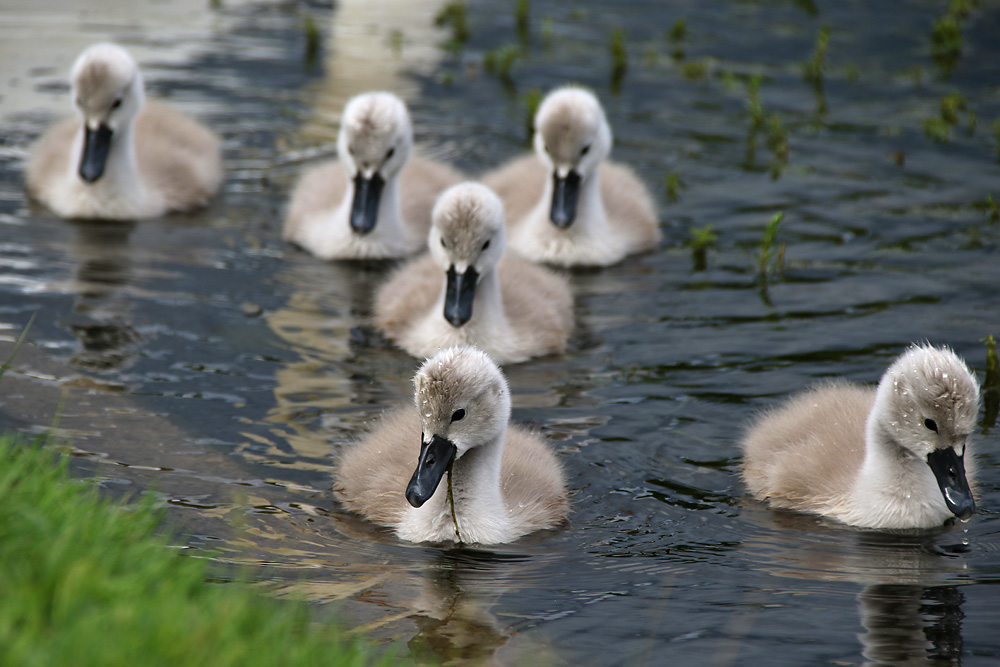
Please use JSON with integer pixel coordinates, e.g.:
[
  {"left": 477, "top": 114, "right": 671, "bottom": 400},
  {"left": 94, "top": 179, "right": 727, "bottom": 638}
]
[
  {"left": 742, "top": 345, "right": 980, "bottom": 530},
  {"left": 482, "top": 86, "right": 661, "bottom": 267},
  {"left": 375, "top": 182, "right": 573, "bottom": 364},
  {"left": 334, "top": 346, "right": 569, "bottom": 544},
  {"left": 27, "top": 43, "right": 222, "bottom": 220},
  {"left": 284, "top": 92, "right": 462, "bottom": 260}
]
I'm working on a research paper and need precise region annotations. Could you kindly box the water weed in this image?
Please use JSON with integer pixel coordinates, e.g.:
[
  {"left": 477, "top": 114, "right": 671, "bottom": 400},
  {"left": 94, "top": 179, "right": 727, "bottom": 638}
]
[
  {"left": 302, "top": 15, "right": 321, "bottom": 67},
  {"left": 609, "top": 27, "right": 628, "bottom": 93},
  {"left": 435, "top": 0, "right": 470, "bottom": 51},
  {"left": 665, "top": 172, "right": 684, "bottom": 204},
  {"left": 520, "top": 87, "right": 543, "bottom": 144},
  {"left": 483, "top": 43, "right": 521, "bottom": 86},
  {"left": 982, "top": 334, "right": 999, "bottom": 430},
  {"left": 515, "top": 0, "right": 531, "bottom": 45},
  {"left": 756, "top": 212, "right": 786, "bottom": 282},
  {"left": 802, "top": 24, "right": 830, "bottom": 86},
  {"left": 687, "top": 224, "right": 717, "bottom": 271}
]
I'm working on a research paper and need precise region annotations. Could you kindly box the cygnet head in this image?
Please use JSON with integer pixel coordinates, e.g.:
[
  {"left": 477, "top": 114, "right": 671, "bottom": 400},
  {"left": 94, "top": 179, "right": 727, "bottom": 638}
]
[
  {"left": 405, "top": 346, "right": 511, "bottom": 508},
  {"left": 532, "top": 86, "right": 613, "bottom": 229},
  {"left": 872, "top": 344, "right": 980, "bottom": 520},
  {"left": 428, "top": 182, "right": 507, "bottom": 328},
  {"left": 337, "top": 92, "right": 414, "bottom": 235},
  {"left": 70, "top": 43, "right": 145, "bottom": 183}
]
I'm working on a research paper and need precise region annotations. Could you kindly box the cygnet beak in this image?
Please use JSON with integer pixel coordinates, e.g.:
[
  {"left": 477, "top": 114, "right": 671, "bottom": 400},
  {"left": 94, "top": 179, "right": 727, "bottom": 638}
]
[
  {"left": 550, "top": 170, "right": 581, "bottom": 229},
  {"left": 78, "top": 123, "right": 114, "bottom": 183},
  {"left": 350, "top": 172, "right": 385, "bottom": 234},
  {"left": 443, "top": 265, "right": 478, "bottom": 327},
  {"left": 926, "top": 446, "right": 975, "bottom": 521},
  {"left": 405, "top": 434, "right": 457, "bottom": 508}
]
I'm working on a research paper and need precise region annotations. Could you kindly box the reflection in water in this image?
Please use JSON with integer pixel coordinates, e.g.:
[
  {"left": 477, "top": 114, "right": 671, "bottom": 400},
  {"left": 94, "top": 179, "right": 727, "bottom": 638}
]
[
  {"left": 60, "top": 220, "right": 141, "bottom": 372},
  {"left": 858, "top": 584, "right": 964, "bottom": 666},
  {"left": 742, "top": 507, "right": 972, "bottom": 664},
  {"left": 407, "top": 550, "right": 522, "bottom": 665}
]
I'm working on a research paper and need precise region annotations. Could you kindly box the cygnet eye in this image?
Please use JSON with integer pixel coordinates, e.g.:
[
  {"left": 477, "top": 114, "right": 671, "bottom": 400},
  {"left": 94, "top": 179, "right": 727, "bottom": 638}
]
[
  {"left": 451, "top": 408, "right": 466, "bottom": 423},
  {"left": 440, "top": 237, "right": 448, "bottom": 249},
  {"left": 385, "top": 147, "right": 395, "bottom": 160},
  {"left": 580, "top": 144, "right": 591, "bottom": 156},
  {"left": 111, "top": 98, "right": 123, "bottom": 110},
  {"left": 924, "top": 418, "right": 938, "bottom": 433},
  {"left": 481, "top": 239, "right": 491, "bottom": 251}
]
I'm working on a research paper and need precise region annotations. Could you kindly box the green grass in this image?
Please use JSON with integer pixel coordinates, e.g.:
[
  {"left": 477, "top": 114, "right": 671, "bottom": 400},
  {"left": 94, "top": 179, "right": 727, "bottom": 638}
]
[{"left": 0, "top": 435, "right": 390, "bottom": 666}]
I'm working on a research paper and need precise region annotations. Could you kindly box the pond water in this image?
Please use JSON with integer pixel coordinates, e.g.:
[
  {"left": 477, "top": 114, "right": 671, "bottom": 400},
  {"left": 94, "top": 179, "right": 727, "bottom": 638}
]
[{"left": 1, "top": 0, "right": 999, "bottom": 664}]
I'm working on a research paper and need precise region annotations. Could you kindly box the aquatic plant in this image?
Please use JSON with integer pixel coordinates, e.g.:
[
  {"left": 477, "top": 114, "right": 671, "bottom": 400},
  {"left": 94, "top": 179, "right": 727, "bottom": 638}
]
[
  {"left": 688, "top": 224, "right": 717, "bottom": 271},
  {"left": 766, "top": 114, "right": 789, "bottom": 179},
  {"left": 929, "top": 0, "right": 980, "bottom": 75},
  {"left": 541, "top": 17, "right": 554, "bottom": 49},
  {"left": 665, "top": 172, "right": 684, "bottom": 204},
  {"left": 923, "top": 93, "right": 971, "bottom": 143},
  {"left": 756, "top": 212, "right": 785, "bottom": 281},
  {"left": 668, "top": 18, "right": 687, "bottom": 43},
  {"left": 515, "top": 0, "right": 531, "bottom": 45},
  {"left": 802, "top": 24, "right": 830, "bottom": 86},
  {"left": 992, "top": 119, "right": 1000, "bottom": 161},
  {"left": 483, "top": 44, "right": 521, "bottom": 85},
  {"left": 982, "top": 334, "right": 999, "bottom": 430},
  {"left": 520, "top": 87, "right": 543, "bottom": 144},
  {"left": 388, "top": 29, "right": 404, "bottom": 56},
  {"left": 986, "top": 194, "right": 1000, "bottom": 223},
  {"left": 609, "top": 27, "right": 628, "bottom": 93},
  {"left": 435, "top": 0, "right": 470, "bottom": 51},
  {"left": 746, "top": 75, "right": 764, "bottom": 132},
  {"left": 302, "top": 15, "right": 321, "bottom": 67},
  {"left": 681, "top": 59, "right": 710, "bottom": 81}
]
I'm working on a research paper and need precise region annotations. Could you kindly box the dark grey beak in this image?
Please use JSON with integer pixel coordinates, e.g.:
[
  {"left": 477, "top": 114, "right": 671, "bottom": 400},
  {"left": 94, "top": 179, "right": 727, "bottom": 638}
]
[
  {"left": 444, "top": 265, "right": 478, "bottom": 327},
  {"left": 78, "top": 124, "right": 114, "bottom": 183},
  {"left": 550, "top": 170, "right": 581, "bottom": 229},
  {"left": 405, "top": 434, "right": 457, "bottom": 508},
  {"left": 926, "top": 447, "right": 975, "bottom": 521},
  {"left": 350, "top": 172, "right": 385, "bottom": 235}
]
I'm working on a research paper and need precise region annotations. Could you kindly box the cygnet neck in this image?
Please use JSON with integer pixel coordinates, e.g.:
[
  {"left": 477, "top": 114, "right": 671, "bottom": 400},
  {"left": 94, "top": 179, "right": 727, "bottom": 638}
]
[{"left": 421, "top": 430, "right": 507, "bottom": 542}]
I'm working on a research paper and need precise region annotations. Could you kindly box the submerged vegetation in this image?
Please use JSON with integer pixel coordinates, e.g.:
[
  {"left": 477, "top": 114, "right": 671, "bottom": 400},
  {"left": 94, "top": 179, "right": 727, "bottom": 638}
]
[{"left": 0, "top": 436, "right": 389, "bottom": 665}]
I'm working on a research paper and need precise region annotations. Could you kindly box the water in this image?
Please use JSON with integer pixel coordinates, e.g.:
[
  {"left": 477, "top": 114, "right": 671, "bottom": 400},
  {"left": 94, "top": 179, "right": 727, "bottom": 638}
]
[{"left": 1, "top": 0, "right": 999, "bottom": 664}]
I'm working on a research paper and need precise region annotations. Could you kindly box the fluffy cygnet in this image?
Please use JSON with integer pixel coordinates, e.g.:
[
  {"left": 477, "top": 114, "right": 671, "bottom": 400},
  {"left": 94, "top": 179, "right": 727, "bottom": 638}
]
[
  {"left": 333, "top": 345, "right": 569, "bottom": 544},
  {"left": 27, "top": 43, "right": 222, "bottom": 220},
  {"left": 374, "top": 182, "right": 573, "bottom": 364},
  {"left": 482, "top": 85, "right": 661, "bottom": 267},
  {"left": 742, "top": 345, "right": 981, "bottom": 529},
  {"left": 283, "top": 91, "right": 462, "bottom": 259}
]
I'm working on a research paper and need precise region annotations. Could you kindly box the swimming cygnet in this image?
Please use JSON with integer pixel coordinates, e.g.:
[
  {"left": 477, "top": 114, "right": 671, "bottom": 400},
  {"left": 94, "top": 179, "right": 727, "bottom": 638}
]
[
  {"left": 741, "top": 345, "right": 981, "bottom": 529},
  {"left": 333, "top": 345, "right": 569, "bottom": 544},
  {"left": 27, "top": 43, "right": 222, "bottom": 220},
  {"left": 283, "top": 91, "right": 462, "bottom": 260},
  {"left": 482, "top": 86, "right": 661, "bottom": 267},
  {"left": 374, "top": 182, "right": 573, "bottom": 364}
]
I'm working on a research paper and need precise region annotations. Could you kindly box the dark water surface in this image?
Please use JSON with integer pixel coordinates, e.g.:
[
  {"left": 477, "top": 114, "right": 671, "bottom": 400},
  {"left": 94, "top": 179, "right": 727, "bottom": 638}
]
[{"left": 1, "top": 0, "right": 999, "bottom": 664}]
